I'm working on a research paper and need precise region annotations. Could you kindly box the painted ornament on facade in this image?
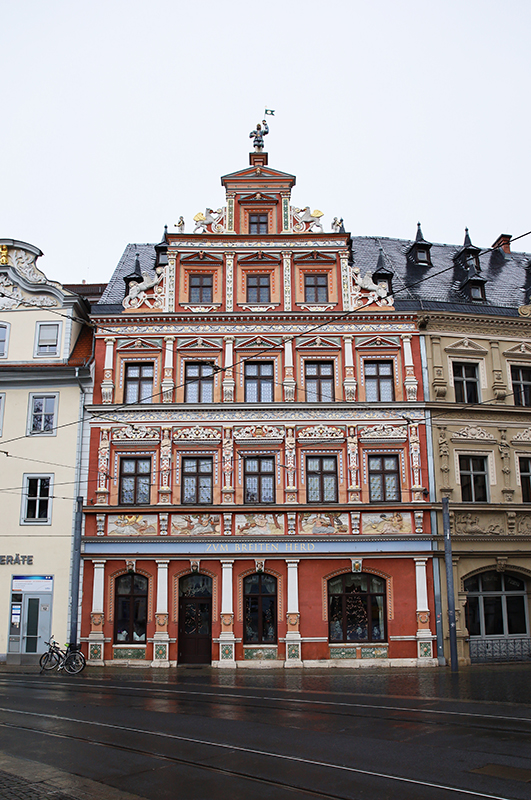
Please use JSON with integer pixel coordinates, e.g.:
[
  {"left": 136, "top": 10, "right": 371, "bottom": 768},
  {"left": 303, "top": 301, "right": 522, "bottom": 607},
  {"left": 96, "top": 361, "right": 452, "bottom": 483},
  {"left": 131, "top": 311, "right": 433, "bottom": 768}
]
[
  {"left": 361, "top": 512, "right": 412, "bottom": 535},
  {"left": 171, "top": 514, "right": 221, "bottom": 535},
  {"left": 299, "top": 512, "right": 349, "bottom": 535},
  {"left": 235, "top": 513, "right": 284, "bottom": 535},
  {"left": 107, "top": 514, "right": 158, "bottom": 536}
]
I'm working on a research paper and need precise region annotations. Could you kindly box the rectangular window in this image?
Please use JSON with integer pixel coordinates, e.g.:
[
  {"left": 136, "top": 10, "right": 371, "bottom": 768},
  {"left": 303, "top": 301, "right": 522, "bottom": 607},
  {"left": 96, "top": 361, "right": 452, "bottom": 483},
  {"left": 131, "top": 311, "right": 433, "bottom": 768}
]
[
  {"left": 364, "top": 361, "right": 394, "bottom": 402},
  {"left": 185, "top": 362, "right": 214, "bottom": 403},
  {"left": 368, "top": 455, "right": 400, "bottom": 502},
  {"left": 245, "top": 362, "right": 274, "bottom": 402},
  {"left": 459, "top": 455, "right": 488, "bottom": 502},
  {"left": 182, "top": 458, "right": 213, "bottom": 504},
  {"left": 247, "top": 274, "right": 270, "bottom": 304},
  {"left": 119, "top": 458, "right": 152, "bottom": 505},
  {"left": 307, "top": 456, "right": 338, "bottom": 502},
  {"left": 36, "top": 323, "right": 59, "bottom": 356},
  {"left": 29, "top": 394, "right": 57, "bottom": 434},
  {"left": 511, "top": 365, "right": 531, "bottom": 407},
  {"left": 304, "top": 274, "right": 328, "bottom": 303},
  {"left": 124, "top": 363, "right": 154, "bottom": 404},
  {"left": 23, "top": 475, "right": 52, "bottom": 523},
  {"left": 453, "top": 362, "right": 480, "bottom": 404},
  {"left": 249, "top": 214, "right": 268, "bottom": 234},
  {"left": 189, "top": 274, "right": 213, "bottom": 304},
  {"left": 305, "top": 361, "right": 334, "bottom": 402},
  {"left": 0, "top": 325, "right": 7, "bottom": 357},
  {"left": 520, "top": 457, "right": 531, "bottom": 503},
  {"left": 244, "top": 456, "right": 275, "bottom": 503}
]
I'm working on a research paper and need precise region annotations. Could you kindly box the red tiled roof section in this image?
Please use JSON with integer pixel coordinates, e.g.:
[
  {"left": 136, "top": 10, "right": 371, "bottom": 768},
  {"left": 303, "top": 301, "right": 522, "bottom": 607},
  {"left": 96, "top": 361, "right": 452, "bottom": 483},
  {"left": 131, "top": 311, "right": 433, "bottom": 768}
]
[{"left": 68, "top": 324, "right": 94, "bottom": 366}]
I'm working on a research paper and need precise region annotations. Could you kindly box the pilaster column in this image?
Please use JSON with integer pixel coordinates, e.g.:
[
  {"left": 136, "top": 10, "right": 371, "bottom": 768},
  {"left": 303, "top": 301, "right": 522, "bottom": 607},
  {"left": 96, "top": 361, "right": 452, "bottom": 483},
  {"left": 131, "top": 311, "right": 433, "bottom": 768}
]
[
  {"left": 88, "top": 559, "right": 106, "bottom": 664},
  {"left": 95, "top": 428, "right": 111, "bottom": 504},
  {"left": 401, "top": 334, "right": 418, "bottom": 401},
  {"left": 101, "top": 338, "right": 115, "bottom": 403},
  {"left": 226, "top": 194, "right": 236, "bottom": 233},
  {"left": 347, "top": 426, "right": 361, "bottom": 502},
  {"left": 223, "top": 336, "right": 235, "bottom": 401},
  {"left": 339, "top": 249, "right": 352, "bottom": 311},
  {"left": 222, "top": 426, "right": 234, "bottom": 503},
  {"left": 161, "top": 337, "right": 175, "bottom": 402},
  {"left": 431, "top": 335, "right": 447, "bottom": 398},
  {"left": 225, "top": 253, "right": 234, "bottom": 311},
  {"left": 158, "top": 428, "right": 172, "bottom": 504},
  {"left": 152, "top": 559, "right": 170, "bottom": 667},
  {"left": 490, "top": 341, "right": 507, "bottom": 401},
  {"left": 282, "top": 251, "right": 292, "bottom": 310},
  {"left": 414, "top": 557, "right": 433, "bottom": 660},
  {"left": 408, "top": 423, "right": 424, "bottom": 501},
  {"left": 218, "top": 559, "right": 236, "bottom": 666},
  {"left": 281, "top": 195, "right": 291, "bottom": 233},
  {"left": 343, "top": 335, "right": 357, "bottom": 401},
  {"left": 285, "top": 427, "right": 297, "bottom": 503},
  {"left": 283, "top": 336, "right": 296, "bottom": 401},
  {"left": 285, "top": 559, "right": 302, "bottom": 666}
]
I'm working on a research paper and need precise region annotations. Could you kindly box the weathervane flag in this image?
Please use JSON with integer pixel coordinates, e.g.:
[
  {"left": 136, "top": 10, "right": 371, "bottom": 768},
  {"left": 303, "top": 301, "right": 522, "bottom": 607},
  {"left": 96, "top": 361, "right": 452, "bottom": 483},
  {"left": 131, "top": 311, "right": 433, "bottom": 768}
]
[{"left": 264, "top": 108, "right": 275, "bottom": 115}]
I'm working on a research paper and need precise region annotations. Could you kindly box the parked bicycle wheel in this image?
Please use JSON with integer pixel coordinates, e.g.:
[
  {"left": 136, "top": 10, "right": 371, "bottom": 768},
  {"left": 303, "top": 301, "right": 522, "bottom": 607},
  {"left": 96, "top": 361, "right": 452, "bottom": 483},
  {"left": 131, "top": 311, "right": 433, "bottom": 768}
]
[
  {"left": 39, "top": 650, "right": 60, "bottom": 671},
  {"left": 64, "top": 651, "right": 86, "bottom": 674}
]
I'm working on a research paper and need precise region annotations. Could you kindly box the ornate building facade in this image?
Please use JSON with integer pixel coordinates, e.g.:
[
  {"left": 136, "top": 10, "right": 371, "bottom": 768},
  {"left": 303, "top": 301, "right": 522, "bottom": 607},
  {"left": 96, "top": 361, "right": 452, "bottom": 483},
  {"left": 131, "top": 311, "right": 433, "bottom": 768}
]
[
  {"left": 80, "top": 148, "right": 437, "bottom": 667},
  {"left": 0, "top": 239, "right": 93, "bottom": 664}
]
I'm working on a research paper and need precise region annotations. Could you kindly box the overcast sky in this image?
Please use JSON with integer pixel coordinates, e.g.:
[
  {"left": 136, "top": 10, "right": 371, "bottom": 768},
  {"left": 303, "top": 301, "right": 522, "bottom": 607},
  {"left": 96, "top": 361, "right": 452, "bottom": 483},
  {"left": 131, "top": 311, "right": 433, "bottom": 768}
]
[{"left": 2, "top": 0, "right": 530, "bottom": 284}]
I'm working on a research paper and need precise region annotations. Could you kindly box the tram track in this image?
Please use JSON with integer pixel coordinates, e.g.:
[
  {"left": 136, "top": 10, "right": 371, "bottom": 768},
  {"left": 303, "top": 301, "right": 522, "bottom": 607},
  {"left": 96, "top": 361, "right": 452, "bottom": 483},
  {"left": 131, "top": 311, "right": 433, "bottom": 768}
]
[
  {"left": 1, "top": 676, "right": 531, "bottom": 735},
  {"left": 0, "top": 706, "right": 521, "bottom": 800}
]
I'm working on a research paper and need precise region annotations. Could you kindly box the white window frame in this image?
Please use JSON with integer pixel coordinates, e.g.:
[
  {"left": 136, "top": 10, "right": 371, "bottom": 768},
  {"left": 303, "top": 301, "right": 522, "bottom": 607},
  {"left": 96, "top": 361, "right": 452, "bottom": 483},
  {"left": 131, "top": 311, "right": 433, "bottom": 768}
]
[
  {"left": 0, "top": 393, "right": 5, "bottom": 436},
  {"left": 21, "top": 474, "right": 54, "bottom": 525},
  {"left": 0, "top": 321, "right": 10, "bottom": 359},
  {"left": 454, "top": 450, "right": 494, "bottom": 502},
  {"left": 448, "top": 357, "right": 487, "bottom": 392},
  {"left": 34, "top": 321, "right": 62, "bottom": 358},
  {"left": 27, "top": 393, "right": 59, "bottom": 436}
]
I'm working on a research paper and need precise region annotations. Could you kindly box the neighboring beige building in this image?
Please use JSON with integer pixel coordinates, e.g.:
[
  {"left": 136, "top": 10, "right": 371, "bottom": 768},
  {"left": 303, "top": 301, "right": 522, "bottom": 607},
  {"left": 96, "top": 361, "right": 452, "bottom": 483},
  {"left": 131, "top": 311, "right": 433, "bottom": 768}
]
[
  {"left": 0, "top": 239, "right": 93, "bottom": 664},
  {"left": 418, "top": 233, "right": 531, "bottom": 664}
]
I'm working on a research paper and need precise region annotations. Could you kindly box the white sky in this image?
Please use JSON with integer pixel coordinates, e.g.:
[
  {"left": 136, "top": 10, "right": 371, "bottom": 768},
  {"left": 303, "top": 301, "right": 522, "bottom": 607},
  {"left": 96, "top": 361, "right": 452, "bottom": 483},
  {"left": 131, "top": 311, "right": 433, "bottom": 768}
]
[{"left": 2, "top": 0, "right": 530, "bottom": 284}]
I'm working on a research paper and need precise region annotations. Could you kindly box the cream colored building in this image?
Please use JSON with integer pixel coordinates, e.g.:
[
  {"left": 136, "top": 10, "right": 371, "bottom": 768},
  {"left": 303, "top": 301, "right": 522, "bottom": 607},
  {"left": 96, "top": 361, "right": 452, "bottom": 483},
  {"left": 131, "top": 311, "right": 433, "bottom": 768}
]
[
  {"left": 423, "top": 305, "right": 531, "bottom": 664},
  {"left": 0, "top": 239, "right": 93, "bottom": 664}
]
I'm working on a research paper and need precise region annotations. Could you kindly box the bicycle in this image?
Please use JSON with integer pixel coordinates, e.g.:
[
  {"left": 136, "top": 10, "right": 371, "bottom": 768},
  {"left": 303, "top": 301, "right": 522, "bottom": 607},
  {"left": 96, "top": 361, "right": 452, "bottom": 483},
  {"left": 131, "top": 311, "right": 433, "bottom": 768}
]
[{"left": 40, "top": 636, "right": 86, "bottom": 675}]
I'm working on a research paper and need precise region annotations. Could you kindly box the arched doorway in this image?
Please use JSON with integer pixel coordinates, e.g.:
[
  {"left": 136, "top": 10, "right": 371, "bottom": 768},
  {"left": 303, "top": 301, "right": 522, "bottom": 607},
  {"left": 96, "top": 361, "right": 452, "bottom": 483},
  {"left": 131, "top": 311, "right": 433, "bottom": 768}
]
[
  {"left": 178, "top": 574, "right": 212, "bottom": 664},
  {"left": 465, "top": 570, "right": 531, "bottom": 662}
]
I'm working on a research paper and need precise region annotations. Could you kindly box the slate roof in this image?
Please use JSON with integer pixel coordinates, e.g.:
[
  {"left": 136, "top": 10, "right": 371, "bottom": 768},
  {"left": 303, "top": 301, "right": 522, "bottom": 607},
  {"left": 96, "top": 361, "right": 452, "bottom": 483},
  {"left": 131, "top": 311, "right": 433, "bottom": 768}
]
[{"left": 95, "top": 235, "right": 531, "bottom": 315}]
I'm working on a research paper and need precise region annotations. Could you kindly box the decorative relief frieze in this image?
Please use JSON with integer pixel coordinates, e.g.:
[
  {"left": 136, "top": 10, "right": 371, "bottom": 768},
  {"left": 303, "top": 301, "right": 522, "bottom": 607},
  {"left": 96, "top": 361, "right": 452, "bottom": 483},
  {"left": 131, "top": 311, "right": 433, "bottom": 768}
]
[
  {"left": 511, "top": 428, "right": 531, "bottom": 443},
  {"left": 108, "top": 514, "right": 157, "bottom": 536},
  {"left": 453, "top": 513, "right": 505, "bottom": 536},
  {"left": 173, "top": 426, "right": 222, "bottom": 441},
  {"left": 359, "top": 424, "right": 407, "bottom": 441},
  {"left": 112, "top": 425, "right": 160, "bottom": 441},
  {"left": 298, "top": 425, "right": 344, "bottom": 441},
  {"left": 299, "top": 513, "right": 349, "bottom": 535},
  {"left": 90, "top": 407, "right": 425, "bottom": 424},
  {"left": 233, "top": 424, "right": 285, "bottom": 442},
  {"left": 171, "top": 514, "right": 221, "bottom": 535},
  {"left": 451, "top": 426, "right": 496, "bottom": 442},
  {"left": 0, "top": 274, "right": 57, "bottom": 309},
  {"left": 362, "top": 512, "right": 413, "bottom": 535}
]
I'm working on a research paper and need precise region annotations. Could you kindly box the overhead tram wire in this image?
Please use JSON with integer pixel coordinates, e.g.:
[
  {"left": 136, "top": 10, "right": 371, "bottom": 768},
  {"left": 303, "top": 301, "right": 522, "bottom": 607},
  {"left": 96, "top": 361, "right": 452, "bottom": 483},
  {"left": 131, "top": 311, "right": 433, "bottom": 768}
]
[{"left": 1, "top": 227, "right": 530, "bottom": 449}]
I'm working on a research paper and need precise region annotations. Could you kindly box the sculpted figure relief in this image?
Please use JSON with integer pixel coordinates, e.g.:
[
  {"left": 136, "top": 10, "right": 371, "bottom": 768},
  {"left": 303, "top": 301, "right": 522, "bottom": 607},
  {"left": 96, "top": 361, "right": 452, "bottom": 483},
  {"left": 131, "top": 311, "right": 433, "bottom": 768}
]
[
  {"left": 193, "top": 208, "right": 224, "bottom": 233},
  {"left": 123, "top": 267, "right": 165, "bottom": 309},
  {"left": 293, "top": 206, "right": 324, "bottom": 233}
]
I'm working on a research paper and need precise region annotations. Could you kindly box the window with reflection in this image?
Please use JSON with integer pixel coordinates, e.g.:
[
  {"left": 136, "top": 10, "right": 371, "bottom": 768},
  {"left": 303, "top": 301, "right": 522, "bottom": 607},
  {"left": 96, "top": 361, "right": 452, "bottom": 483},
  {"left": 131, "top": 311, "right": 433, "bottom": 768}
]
[
  {"left": 305, "top": 361, "right": 334, "bottom": 402},
  {"left": 307, "top": 456, "right": 338, "bottom": 502},
  {"left": 511, "top": 366, "right": 531, "bottom": 407},
  {"left": 304, "top": 274, "right": 328, "bottom": 303},
  {"left": 245, "top": 362, "right": 274, "bottom": 402},
  {"left": 328, "top": 573, "right": 386, "bottom": 643},
  {"left": 119, "top": 457, "right": 151, "bottom": 505},
  {"left": 124, "top": 363, "right": 154, "bottom": 404},
  {"left": 185, "top": 362, "right": 214, "bottom": 403},
  {"left": 115, "top": 573, "right": 148, "bottom": 643},
  {"left": 182, "top": 457, "right": 213, "bottom": 504},
  {"left": 364, "top": 361, "right": 394, "bottom": 402},
  {"left": 244, "top": 456, "right": 275, "bottom": 503},
  {"left": 465, "top": 571, "right": 528, "bottom": 638},
  {"left": 368, "top": 455, "right": 400, "bottom": 502},
  {"left": 244, "top": 573, "right": 277, "bottom": 643},
  {"left": 189, "top": 274, "right": 213, "bottom": 303},
  {"left": 247, "top": 274, "right": 270, "bottom": 303}
]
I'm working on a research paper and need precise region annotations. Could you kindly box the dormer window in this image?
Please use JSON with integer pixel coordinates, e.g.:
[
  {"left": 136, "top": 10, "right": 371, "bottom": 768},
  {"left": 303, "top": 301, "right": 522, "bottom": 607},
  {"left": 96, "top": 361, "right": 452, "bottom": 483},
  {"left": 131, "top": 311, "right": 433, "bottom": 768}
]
[
  {"left": 407, "top": 223, "right": 432, "bottom": 265},
  {"left": 249, "top": 214, "right": 268, "bottom": 234},
  {"left": 416, "top": 248, "right": 429, "bottom": 263},
  {"left": 469, "top": 282, "right": 486, "bottom": 302}
]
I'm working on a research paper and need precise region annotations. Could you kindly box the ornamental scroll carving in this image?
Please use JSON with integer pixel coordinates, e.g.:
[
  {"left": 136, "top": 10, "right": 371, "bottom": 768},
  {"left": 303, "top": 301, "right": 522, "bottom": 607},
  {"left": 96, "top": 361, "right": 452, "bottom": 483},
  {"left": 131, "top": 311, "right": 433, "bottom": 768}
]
[
  {"left": 173, "top": 426, "right": 222, "bottom": 441},
  {"left": 359, "top": 424, "right": 407, "bottom": 440},
  {"left": 451, "top": 426, "right": 496, "bottom": 441},
  {"left": 234, "top": 425, "right": 285, "bottom": 442},
  {"left": 298, "top": 425, "right": 344, "bottom": 440},
  {"left": 112, "top": 426, "right": 160, "bottom": 441},
  {"left": 512, "top": 428, "right": 531, "bottom": 443},
  {"left": 0, "top": 275, "right": 57, "bottom": 309}
]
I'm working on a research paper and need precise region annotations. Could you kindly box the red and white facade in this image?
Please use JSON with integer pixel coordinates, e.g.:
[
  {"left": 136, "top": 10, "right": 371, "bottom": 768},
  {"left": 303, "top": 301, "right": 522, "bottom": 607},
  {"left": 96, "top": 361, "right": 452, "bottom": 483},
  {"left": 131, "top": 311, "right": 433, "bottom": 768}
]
[{"left": 80, "top": 150, "right": 437, "bottom": 667}]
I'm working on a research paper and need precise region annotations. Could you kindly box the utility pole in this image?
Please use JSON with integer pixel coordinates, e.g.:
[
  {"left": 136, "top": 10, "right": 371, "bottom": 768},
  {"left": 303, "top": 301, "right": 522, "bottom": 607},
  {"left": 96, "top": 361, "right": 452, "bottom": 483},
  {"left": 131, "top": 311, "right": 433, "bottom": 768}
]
[{"left": 442, "top": 496, "right": 458, "bottom": 672}]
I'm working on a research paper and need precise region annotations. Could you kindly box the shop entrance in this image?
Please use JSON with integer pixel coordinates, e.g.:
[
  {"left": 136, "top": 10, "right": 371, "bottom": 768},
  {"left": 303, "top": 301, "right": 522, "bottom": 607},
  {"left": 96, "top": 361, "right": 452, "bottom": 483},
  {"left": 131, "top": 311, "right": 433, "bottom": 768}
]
[
  {"left": 7, "top": 576, "right": 53, "bottom": 664},
  {"left": 178, "top": 574, "right": 212, "bottom": 664}
]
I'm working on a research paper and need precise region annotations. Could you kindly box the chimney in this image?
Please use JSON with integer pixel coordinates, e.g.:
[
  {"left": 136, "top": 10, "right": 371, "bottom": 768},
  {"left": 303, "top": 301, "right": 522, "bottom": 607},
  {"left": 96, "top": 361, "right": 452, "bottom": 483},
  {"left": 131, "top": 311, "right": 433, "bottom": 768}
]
[{"left": 491, "top": 233, "right": 511, "bottom": 254}]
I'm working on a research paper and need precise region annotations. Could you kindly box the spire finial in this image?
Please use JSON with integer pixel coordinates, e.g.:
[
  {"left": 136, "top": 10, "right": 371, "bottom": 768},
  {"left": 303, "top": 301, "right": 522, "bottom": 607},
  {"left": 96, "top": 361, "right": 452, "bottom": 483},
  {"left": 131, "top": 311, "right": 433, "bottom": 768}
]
[
  {"left": 464, "top": 227, "right": 472, "bottom": 247},
  {"left": 416, "top": 222, "right": 424, "bottom": 242}
]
